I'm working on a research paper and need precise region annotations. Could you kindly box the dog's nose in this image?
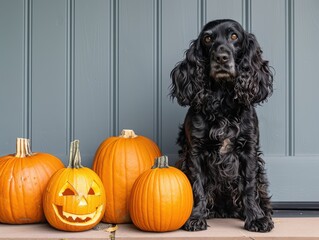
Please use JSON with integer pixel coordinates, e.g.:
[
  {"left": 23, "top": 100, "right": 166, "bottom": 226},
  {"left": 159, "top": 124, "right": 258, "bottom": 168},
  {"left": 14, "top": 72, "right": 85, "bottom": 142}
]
[
  {"left": 213, "top": 45, "right": 231, "bottom": 64},
  {"left": 215, "top": 52, "right": 230, "bottom": 64}
]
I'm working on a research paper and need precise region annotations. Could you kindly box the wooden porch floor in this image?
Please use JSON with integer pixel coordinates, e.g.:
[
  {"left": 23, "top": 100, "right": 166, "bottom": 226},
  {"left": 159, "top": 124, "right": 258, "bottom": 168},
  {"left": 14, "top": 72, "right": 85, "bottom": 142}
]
[{"left": 1, "top": 216, "right": 319, "bottom": 239}]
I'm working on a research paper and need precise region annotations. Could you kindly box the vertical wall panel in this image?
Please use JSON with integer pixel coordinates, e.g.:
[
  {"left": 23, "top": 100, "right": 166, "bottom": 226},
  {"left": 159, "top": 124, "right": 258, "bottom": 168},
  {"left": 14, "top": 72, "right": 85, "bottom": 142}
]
[
  {"left": 0, "top": 0, "right": 25, "bottom": 153},
  {"left": 206, "top": 0, "right": 244, "bottom": 24},
  {"left": 161, "top": 0, "right": 199, "bottom": 161},
  {"left": 294, "top": 0, "right": 319, "bottom": 155},
  {"left": 251, "top": 0, "right": 293, "bottom": 201},
  {"left": 74, "top": 0, "right": 112, "bottom": 166},
  {"left": 267, "top": 157, "right": 319, "bottom": 201},
  {"left": 31, "top": 0, "right": 68, "bottom": 161},
  {"left": 117, "top": 0, "right": 157, "bottom": 140},
  {"left": 251, "top": 0, "right": 287, "bottom": 156}
]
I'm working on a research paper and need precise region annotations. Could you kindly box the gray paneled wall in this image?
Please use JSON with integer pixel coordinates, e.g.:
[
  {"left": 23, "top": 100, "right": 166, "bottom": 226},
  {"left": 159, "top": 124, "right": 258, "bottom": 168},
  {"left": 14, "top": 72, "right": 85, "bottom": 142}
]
[{"left": 1, "top": 0, "right": 319, "bottom": 202}]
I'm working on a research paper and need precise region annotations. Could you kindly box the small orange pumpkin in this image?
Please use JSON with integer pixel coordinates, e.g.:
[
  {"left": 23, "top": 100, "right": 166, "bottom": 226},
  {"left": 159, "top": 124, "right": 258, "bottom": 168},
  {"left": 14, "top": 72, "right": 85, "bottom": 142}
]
[
  {"left": 0, "top": 138, "right": 64, "bottom": 224},
  {"left": 129, "top": 155, "right": 193, "bottom": 232},
  {"left": 92, "top": 129, "right": 161, "bottom": 223},
  {"left": 43, "top": 140, "right": 106, "bottom": 231}
]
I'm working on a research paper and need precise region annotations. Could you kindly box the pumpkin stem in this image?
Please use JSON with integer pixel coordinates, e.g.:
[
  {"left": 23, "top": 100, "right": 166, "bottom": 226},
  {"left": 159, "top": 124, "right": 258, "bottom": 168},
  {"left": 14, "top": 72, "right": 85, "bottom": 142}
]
[
  {"left": 152, "top": 155, "right": 169, "bottom": 169},
  {"left": 120, "top": 129, "right": 138, "bottom": 138},
  {"left": 15, "top": 138, "right": 33, "bottom": 158},
  {"left": 68, "top": 140, "right": 83, "bottom": 169}
]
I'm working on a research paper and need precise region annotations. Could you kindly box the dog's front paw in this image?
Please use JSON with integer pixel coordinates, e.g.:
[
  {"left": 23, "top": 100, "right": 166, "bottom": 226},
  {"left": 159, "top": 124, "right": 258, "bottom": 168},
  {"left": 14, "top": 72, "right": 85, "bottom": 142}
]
[
  {"left": 183, "top": 218, "right": 208, "bottom": 231},
  {"left": 244, "top": 216, "right": 274, "bottom": 232}
]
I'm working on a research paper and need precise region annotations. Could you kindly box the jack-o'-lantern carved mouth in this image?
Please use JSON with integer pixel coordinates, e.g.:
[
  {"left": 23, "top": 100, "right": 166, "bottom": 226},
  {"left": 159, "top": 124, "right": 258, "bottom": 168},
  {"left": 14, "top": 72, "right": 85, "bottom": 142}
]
[{"left": 53, "top": 204, "right": 104, "bottom": 225}]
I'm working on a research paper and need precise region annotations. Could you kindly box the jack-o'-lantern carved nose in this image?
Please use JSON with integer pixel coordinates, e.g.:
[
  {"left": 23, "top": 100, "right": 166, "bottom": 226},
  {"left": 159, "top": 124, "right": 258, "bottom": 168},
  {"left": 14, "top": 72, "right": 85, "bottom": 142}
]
[{"left": 78, "top": 196, "right": 88, "bottom": 206}]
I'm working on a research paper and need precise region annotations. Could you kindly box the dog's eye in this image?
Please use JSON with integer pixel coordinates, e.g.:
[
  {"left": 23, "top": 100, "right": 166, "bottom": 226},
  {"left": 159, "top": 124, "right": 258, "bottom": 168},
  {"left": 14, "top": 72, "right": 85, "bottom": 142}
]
[
  {"left": 230, "top": 33, "right": 238, "bottom": 41},
  {"left": 203, "top": 35, "right": 213, "bottom": 44}
]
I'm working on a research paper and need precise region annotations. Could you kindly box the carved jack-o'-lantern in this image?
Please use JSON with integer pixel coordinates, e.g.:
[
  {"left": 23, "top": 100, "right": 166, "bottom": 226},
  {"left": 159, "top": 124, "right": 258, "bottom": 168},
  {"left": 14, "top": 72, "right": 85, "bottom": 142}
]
[{"left": 43, "top": 140, "right": 106, "bottom": 231}]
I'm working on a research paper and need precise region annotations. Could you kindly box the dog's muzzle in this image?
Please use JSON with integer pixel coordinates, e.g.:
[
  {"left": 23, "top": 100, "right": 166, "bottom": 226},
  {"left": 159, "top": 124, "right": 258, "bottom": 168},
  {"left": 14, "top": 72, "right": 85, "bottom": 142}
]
[{"left": 210, "top": 44, "right": 236, "bottom": 80}]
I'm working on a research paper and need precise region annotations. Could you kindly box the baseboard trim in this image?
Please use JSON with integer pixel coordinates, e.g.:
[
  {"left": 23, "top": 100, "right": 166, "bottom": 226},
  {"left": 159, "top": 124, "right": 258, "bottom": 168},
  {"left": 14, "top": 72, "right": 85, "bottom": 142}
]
[{"left": 272, "top": 202, "right": 319, "bottom": 210}]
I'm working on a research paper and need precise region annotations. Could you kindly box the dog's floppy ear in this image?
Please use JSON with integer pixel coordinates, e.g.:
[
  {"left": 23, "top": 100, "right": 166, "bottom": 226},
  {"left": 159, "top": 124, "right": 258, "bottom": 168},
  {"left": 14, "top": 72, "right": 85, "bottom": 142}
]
[
  {"left": 170, "top": 40, "right": 206, "bottom": 107},
  {"left": 235, "top": 32, "right": 273, "bottom": 105}
]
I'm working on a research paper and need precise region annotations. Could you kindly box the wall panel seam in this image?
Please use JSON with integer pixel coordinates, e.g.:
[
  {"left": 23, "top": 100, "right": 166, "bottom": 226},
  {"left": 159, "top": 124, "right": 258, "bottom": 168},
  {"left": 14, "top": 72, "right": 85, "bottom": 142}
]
[
  {"left": 66, "top": 0, "right": 75, "bottom": 151},
  {"left": 197, "top": 0, "right": 206, "bottom": 33},
  {"left": 243, "top": 0, "right": 251, "bottom": 32},
  {"left": 23, "top": 0, "right": 32, "bottom": 140},
  {"left": 111, "top": 0, "right": 119, "bottom": 136},
  {"left": 286, "top": 0, "right": 295, "bottom": 156},
  {"left": 153, "top": 0, "right": 163, "bottom": 147}
]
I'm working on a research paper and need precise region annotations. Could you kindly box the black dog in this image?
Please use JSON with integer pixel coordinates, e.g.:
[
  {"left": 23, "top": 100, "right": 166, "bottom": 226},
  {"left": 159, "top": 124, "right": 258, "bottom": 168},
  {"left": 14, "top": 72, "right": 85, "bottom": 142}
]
[{"left": 170, "top": 19, "right": 274, "bottom": 232}]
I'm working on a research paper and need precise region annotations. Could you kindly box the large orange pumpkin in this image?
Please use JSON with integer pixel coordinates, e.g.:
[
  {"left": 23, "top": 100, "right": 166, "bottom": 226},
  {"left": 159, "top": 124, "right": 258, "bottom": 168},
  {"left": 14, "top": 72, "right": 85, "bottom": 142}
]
[
  {"left": 129, "top": 155, "right": 193, "bottom": 232},
  {"left": 92, "top": 129, "right": 161, "bottom": 223},
  {"left": 0, "top": 138, "right": 64, "bottom": 224},
  {"left": 43, "top": 140, "right": 106, "bottom": 232}
]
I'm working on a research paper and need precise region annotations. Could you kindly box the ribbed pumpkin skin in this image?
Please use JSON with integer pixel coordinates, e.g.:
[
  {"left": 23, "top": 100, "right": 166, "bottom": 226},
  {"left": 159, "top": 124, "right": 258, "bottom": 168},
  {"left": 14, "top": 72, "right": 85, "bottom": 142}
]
[
  {"left": 0, "top": 149, "right": 64, "bottom": 224},
  {"left": 92, "top": 130, "right": 161, "bottom": 223},
  {"left": 129, "top": 157, "right": 193, "bottom": 232}
]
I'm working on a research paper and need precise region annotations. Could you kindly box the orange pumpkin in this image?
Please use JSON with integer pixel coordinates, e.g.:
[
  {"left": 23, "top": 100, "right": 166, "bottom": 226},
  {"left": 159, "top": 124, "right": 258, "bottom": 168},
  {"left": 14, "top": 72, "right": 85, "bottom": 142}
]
[
  {"left": 92, "top": 129, "right": 161, "bottom": 223},
  {"left": 0, "top": 138, "right": 64, "bottom": 224},
  {"left": 129, "top": 155, "right": 193, "bottom": 232},
  {"left": 43, "top": 140, "right": 106, "bottom": 231}
]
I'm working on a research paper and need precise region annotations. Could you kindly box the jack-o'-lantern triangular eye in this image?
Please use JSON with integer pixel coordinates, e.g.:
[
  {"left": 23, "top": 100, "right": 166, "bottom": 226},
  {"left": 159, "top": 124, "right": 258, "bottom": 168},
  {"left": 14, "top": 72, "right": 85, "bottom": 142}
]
[
  {"left": 88, "top": 188, "right": 95, "bottom": 195},
  {"left": 88, "top": 181, "right": 101, "bottom": 196},
  {"left": 62, "top": 188, "right": 75, "bottom": 196},
  {"left": 59, "top": 182, "right": 78, "bottom": 196}
]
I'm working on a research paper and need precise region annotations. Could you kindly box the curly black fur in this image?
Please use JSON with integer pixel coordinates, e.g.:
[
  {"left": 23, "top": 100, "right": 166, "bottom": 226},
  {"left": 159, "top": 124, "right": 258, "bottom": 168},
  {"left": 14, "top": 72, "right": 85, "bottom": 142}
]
[{"left": 170, "top": 19, "right": 274, "bottom": 232}]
